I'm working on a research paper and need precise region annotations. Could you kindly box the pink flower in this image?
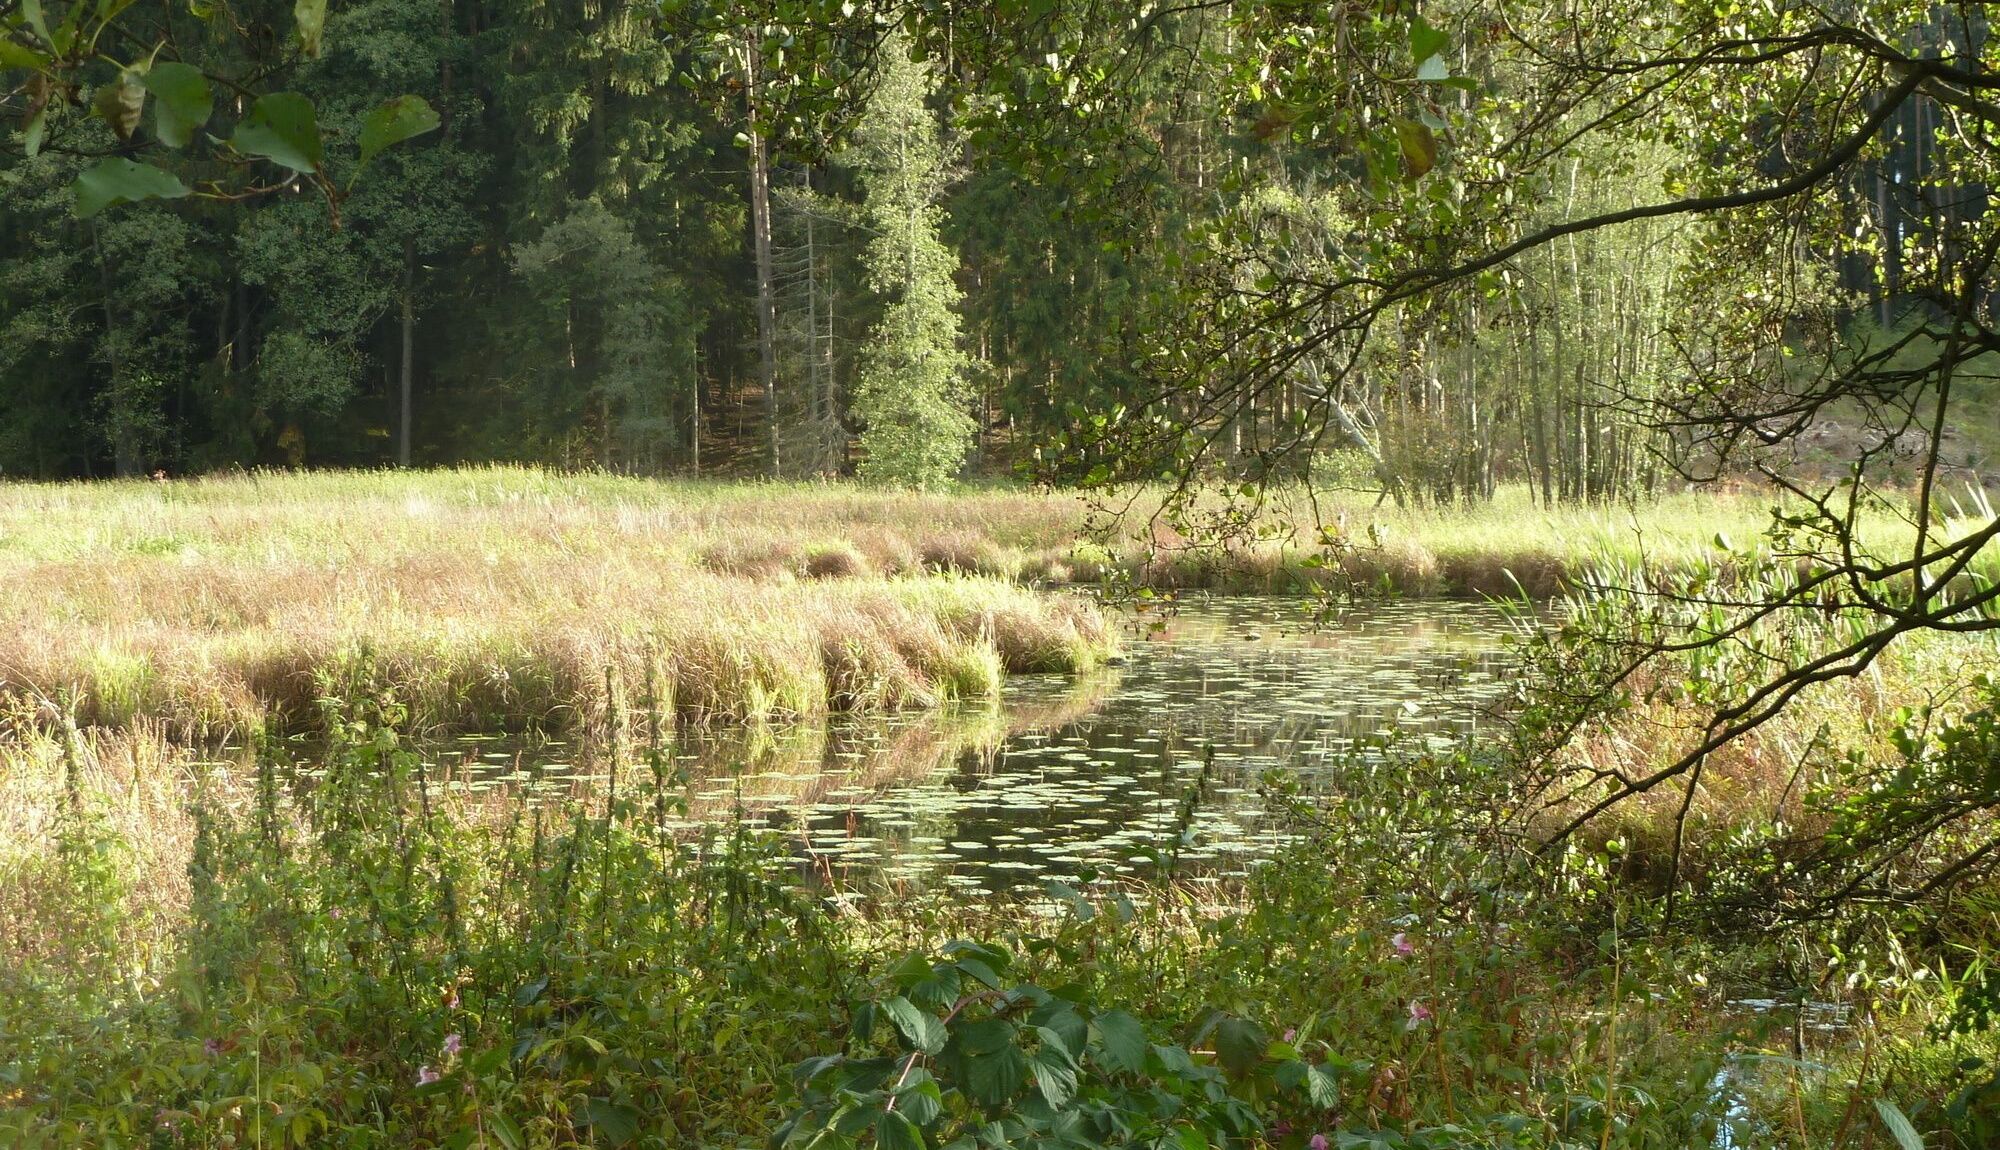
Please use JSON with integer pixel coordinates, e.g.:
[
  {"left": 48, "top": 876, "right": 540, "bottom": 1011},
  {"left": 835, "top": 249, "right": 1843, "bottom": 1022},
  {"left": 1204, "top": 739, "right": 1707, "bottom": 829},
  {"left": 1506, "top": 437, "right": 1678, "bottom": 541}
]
[
  {"left": 416, "top": 1065, "right": 440, "bottom": 1086},
  {"left": 1405, "top": 1000, "right": 1432, "bottom": 1030},
  {"left": 202, "top": 1038, "right": 221, "bottom": 1057},
  {"left": 1390, "top": 932, "right": 1414, "bottom": 957},
  {"left": 442, "top": 1032, "right": 462, "bottom": 1058},
  {"left": 1282, "top": 1027, "right": 1297, "bottom": 1043},
  {"left": 1310, "top": 1135, "right": 1331, "bottom": 1150}
]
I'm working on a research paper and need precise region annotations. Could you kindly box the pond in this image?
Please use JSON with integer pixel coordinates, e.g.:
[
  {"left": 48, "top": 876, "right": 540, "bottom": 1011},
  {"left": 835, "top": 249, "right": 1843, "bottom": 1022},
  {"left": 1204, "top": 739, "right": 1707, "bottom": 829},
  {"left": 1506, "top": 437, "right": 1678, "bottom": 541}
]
[{"left": 447, "top": 595, "right": 1523, "bottom": 893}]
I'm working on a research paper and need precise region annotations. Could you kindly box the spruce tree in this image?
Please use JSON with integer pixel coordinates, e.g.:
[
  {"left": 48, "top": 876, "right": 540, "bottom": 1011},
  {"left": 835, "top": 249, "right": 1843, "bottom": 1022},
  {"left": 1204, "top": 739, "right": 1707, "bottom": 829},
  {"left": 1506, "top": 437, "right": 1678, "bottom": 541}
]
[{"left": 849, "top": 30, "right": 978, "bottom": 488}]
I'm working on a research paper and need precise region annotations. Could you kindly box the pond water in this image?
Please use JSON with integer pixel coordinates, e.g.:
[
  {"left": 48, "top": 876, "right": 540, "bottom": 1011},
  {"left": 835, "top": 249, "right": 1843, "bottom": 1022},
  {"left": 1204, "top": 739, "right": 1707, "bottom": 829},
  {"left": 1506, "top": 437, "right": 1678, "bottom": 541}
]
[{"left": 448, "top": 596, "right": 1522, "bottom": 893}]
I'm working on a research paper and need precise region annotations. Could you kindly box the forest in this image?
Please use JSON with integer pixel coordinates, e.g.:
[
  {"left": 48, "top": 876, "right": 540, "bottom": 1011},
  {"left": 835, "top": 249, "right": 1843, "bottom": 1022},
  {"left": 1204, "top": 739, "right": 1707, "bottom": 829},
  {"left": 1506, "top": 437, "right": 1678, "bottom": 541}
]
[
  {"left": 4, "top": 2, "right": 2000, "bottom": 1149},
  {"left": 4, "top": 0, "right": 1986, "bottom": 491}
]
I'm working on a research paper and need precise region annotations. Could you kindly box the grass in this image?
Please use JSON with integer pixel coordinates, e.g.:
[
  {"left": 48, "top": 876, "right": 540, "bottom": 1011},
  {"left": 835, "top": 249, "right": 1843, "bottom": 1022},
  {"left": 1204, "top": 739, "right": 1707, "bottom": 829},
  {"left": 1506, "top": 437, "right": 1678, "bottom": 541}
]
[
  {"left": 0, "top": 469, "right": 1116, "bottom": 738},
  {"left": 7, "top": 467, "right": 1989, "bottom": 742}
]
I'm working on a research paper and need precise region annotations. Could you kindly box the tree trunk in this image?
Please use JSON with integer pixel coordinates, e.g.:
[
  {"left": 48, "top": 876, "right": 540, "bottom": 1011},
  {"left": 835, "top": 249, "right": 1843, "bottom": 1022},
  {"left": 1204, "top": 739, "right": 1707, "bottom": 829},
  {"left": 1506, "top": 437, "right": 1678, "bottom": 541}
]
[
  {"left": 399, "top": 237, "right": 415, "bottom": 468},
  {"left": 745, "top": 33, "right": 781, "bottom": 478}
]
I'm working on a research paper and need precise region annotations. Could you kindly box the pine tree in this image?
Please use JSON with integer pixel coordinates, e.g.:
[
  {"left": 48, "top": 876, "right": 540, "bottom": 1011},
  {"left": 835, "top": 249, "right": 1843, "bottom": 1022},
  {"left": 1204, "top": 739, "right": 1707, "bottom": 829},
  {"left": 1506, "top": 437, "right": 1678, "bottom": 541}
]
[{"left": 849, "top": 29, "right": 978, "bottom": 489}]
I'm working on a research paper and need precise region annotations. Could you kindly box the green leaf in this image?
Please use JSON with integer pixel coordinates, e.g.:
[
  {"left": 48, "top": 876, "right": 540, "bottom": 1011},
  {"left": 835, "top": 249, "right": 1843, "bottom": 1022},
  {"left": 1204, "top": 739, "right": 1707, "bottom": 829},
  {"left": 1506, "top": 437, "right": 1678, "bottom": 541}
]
[
  {"left": 582, "top": 1098, "right": 640, "bottom": 1146},
  {"left": 1874, "top": 1099, "right": 1925, "bottom": 1150},
  {"left": 1027, "top": 1029, "right": 1078, "bottom": 1109},
  {"left": 965, "top": 1044, "right": 1028, "bottom": 1107},
  {"left": 356, "top": 95, "right": 440, "bottom": 170},
  {"left": 1416, "top": 54, "right": 1450, "bottom": 83},
  {"left": 487, "top": 1112, "right": 525, "bottom": 1150},
  {"left": 1091, "top": 1009, "right": 1147, "bottom": 1076},
  {"left": 0, "top": 40, "right": 50, "bottom": 69},
  {"left": 22, "top": 108, "right": 45, "bottom": 158},
  {"left": 895, "top": 1070, "right": 944, "bottom": 1126},
  {"left": 881, "top": 996, "right": 947, "bottom": 1055},
  {"left": 73, "top": 158, "right": 190, "bottom": 218},
  {"left": 20, "top": 0, "right": 51, "bottom": 49},
  {"left": 295, "top": 0, "right": 327, "bottom": 56},
  {"left": 876, "top": 1111, "right": 924, "bottom": 1150},
  {"left": 952, "top": 956, "right": 1002, "bottom": 990},
  {"left": 954, "top": 1018, "right": 1016, "bottom": 1057},
  {"left": 1305, "top": 1062, "right": 1341, "bottom": 1108},
  {"left": 1042, "top": 880, "right": 1095, "bottom": 922},
  {"left": 1212, "top": 1015, "right": 1269, "bottom": 1080},
  {"left": 143, "top": 62, "right": 211, "bottom": 149},
  {"left": 1409, "top": 17, "right": 1449, "bottom": 65},
  {"left": 233, "top": 92, "right": 323, "bottom": 174}
]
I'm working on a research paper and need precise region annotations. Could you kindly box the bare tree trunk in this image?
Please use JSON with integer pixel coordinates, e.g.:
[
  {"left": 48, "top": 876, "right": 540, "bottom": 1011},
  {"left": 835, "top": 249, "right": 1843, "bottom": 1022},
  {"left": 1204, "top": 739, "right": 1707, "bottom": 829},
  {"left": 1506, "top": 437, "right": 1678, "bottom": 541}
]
[
  {"left": 399, "top": 237, "right": 415, "bottom": 468},
  {"left": 745, "top": 33, "right": 781, "bottom": 478}
]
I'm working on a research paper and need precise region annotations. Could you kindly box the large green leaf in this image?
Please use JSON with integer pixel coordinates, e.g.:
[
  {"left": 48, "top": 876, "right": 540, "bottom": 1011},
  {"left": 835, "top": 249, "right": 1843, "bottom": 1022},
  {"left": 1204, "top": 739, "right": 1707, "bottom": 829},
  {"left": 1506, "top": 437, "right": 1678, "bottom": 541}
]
[
  {"left": 356, "top": 95, "right": 440, "bottom": 170},
  {"left": 1212, "top": 1015, "right": 1269, "bottom": 1080},
  {"left": 143, "top": 62, "right": 211, "bottom": 149},
  {"left": 582, "top": 1098, "right": 640, "bottom": 1146},
  {"left": 964, "top": 1044, "right": 1028, "bottom": 1107},
  {"left": 233, "top": 92, "right": 323, "bottom": 174},
  {"left": 1090, "top": 1009, "right": 1147, "bottom": 1076},
  {"left": 73, "top": 158, "right": 190, "bottom": 218},
  {"left": 0, "top": 40, "right": 50, "bottom": 69},
  {"left": 1408, "top": 17, "right": 1449, "bottom": 66},
  {"left": 894, "top": 1069, "right": 944, "bottom": 1126},
  {"left": 1027, "top": 1028, "right": 1078, "bottom": 1109},
  {"left": 875, "top": 1110, "right": 924, "bottom": 1150},
  {"left": 881, "top": 995, "right": 947, "bottom": 1055}
]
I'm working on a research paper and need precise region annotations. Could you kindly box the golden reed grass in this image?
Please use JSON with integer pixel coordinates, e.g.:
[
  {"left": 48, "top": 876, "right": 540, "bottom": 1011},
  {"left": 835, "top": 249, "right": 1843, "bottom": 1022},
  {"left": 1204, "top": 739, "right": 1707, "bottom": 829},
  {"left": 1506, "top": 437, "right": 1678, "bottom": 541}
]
[{"left": 0, "top": 469, "right": 1114, "bottom": 738}]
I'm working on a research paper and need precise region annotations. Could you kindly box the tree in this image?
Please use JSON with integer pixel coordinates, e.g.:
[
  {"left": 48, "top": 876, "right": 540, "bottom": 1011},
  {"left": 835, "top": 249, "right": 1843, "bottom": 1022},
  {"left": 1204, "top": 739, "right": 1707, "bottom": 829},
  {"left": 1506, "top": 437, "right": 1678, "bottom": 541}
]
[
  {"left": 848, "top": 28, "right": 978, "bottom": 489},
  {"left": 510, "top": 199, "right": 692, "bottom": 470}
]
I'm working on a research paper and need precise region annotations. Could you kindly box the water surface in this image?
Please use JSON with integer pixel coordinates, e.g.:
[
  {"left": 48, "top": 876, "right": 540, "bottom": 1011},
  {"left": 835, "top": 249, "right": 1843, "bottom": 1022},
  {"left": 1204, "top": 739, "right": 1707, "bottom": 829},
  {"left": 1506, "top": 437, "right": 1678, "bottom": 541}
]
[{"left": 457, "top": 596, "right": 1521, "bottom": 892}]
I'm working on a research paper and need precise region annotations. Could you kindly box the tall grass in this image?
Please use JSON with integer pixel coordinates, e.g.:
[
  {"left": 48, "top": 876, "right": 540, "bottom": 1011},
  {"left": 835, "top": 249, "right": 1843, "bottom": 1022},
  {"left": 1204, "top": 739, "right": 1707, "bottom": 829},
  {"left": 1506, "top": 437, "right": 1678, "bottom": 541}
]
[{"left": 0, "top": 469, "right": 1114, "bottom": 738}]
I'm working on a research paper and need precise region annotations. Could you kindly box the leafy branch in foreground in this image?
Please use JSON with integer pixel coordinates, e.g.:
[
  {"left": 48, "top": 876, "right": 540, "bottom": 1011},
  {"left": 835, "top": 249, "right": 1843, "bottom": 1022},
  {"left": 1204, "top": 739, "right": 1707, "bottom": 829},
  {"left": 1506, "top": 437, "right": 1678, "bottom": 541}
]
[{"left": 5, "top": 0, "right": 438, "bottom": 219}]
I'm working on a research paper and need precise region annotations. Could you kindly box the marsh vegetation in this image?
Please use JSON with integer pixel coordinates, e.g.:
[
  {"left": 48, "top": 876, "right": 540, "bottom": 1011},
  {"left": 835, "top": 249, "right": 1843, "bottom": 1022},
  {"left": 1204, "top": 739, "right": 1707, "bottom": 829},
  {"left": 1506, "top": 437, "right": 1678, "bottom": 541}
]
[{"left": 9, "top": 1, "right": 2000, "bottom": 1147}]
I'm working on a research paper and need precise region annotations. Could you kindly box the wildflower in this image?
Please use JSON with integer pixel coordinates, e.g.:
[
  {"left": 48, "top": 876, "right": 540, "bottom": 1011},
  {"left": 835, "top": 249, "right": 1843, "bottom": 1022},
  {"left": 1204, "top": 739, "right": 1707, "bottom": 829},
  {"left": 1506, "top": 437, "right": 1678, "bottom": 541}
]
[
  {"left": 1404, "top": 1000, "right": 1432, "bottom": 1031},
  {"left": 1310, "top": 1135, "right": 1331, "bottom": 1150},
  {"left": 1282, "top": 1027, "right": 1297, "bottom": 1043},
  {"left": 1390, "top": 932, "right": 1414, "bottom": 957},
  {"left": 416, "top": 1065, "right": 440, "bottom": 1086},
  {"left": 202, "top": 1038, "right": 222, "bottom": 1057},
  {"left": 442, "top": 1032, "right": 462, "bottom": 1058}
]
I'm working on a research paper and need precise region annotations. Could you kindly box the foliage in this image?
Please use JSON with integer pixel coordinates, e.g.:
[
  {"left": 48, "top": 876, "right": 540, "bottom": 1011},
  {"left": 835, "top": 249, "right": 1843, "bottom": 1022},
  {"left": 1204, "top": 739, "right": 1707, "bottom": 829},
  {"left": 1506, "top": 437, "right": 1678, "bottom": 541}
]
[{"left": 849, "top": 30, "right": 978, "bottom": 489}]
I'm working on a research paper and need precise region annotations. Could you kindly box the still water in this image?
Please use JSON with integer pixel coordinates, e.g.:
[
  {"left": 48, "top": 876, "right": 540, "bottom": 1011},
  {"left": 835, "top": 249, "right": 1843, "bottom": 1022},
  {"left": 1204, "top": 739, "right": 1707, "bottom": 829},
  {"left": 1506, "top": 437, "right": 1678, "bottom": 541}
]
[{"left": 450, "top": 596, "right": 1521, "bottom": 893}]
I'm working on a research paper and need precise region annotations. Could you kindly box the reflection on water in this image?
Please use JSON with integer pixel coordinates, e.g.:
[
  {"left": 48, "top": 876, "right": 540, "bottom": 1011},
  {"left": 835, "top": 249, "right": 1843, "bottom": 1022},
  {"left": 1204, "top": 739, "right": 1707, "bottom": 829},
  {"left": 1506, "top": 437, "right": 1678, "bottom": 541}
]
[{"left": 432, "top": 596, "right": 1520, "bottom": 893}]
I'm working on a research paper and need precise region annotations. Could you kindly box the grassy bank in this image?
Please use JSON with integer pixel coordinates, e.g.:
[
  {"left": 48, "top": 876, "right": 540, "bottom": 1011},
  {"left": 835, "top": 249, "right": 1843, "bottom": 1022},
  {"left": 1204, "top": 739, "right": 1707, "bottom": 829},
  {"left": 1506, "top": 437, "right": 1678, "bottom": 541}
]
[{"left": 7, "top": 713, "right": 1996, "bottom": 1148}]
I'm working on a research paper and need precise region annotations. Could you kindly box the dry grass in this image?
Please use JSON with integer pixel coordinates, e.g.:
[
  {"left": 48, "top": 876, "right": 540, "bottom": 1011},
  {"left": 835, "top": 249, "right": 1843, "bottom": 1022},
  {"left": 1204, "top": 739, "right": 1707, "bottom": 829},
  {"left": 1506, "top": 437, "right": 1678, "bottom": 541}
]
[
  {"left": 6, "top": 467, "right": 1970, "bottom": 738},
  {"left": 0, "top": 469, "right": 1114, "bottom": 738},
  {"left": 0, "top": 719, "right": 238, "bottom": 980},
  {"left": 1543, "top": 632, "right": 2000, "bottom": 890}
]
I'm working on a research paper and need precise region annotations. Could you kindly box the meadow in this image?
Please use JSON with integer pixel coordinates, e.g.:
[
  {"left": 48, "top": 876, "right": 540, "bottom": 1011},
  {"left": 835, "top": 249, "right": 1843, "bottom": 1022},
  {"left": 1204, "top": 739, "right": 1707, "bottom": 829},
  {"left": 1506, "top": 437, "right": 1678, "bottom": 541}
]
[
  {"left": 4, "top": 469, "right": 2000, "bottom": 1148},
  {"left": 8, "top": 466, "right": 1985, "bottom": 739}
]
